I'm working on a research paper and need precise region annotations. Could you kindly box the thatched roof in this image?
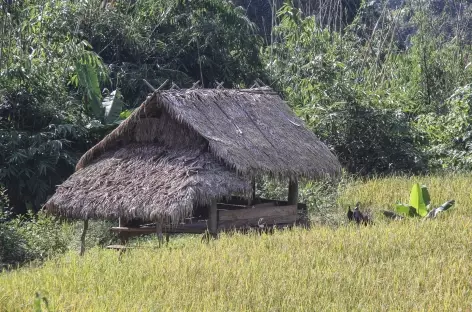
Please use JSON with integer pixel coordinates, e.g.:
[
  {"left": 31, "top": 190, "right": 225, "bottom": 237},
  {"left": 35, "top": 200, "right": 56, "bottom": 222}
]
[
  {"left": 45, "top": 87, "right": 341, "bottom": 222},
  {"left": 46, "top": 144, "right": 250, "bottom": 223},
  {"left": 77, "top": 87, "right": 341, "bottom": 177}
]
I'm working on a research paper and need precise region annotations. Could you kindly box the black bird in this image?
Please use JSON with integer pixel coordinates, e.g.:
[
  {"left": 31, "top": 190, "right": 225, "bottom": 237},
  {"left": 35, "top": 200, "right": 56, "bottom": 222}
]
[
  {"left": 347, "top": 206, "right": 354, "bottom": 221},
  {"left": 347, "top": 202, "right": 373, "bottom": 225},
  {"left": 353, "top": 202, "right": 364, "bottom": 225}
]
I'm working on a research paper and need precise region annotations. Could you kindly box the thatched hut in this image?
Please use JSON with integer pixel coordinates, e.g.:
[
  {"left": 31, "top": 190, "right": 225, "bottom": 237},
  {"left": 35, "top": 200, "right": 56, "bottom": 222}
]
[{"left": 45, "top": 87, "right": 341, "bottom": 248}]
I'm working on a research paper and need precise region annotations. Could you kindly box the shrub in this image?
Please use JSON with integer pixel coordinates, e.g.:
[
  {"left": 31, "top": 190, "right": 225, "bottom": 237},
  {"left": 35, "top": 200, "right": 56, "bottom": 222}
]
[
  {"left": 316, "top": 100, "right": 426, "bottom": 174},
  {"left": 416, "top": 84, "right": 472, "bottom": 170},
  {"left": 0, "top": 187, "right": 73, "bottom": 267}
]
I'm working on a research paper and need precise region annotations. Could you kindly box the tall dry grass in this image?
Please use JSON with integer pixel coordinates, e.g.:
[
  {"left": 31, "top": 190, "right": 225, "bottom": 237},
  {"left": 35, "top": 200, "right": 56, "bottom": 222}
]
[
  {"left": 338, "top": 173, "right": 472, "bottom": 216},
  {"left": 1, "top": 174, "right": 472, "bottom": 311}
]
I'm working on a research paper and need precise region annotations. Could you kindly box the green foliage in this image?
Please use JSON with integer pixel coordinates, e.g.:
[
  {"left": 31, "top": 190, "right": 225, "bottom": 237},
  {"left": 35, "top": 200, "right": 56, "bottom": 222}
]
[
  {"left": 0, "top": 207, "right": 73, "bottom": 267},
  {"left": 75, "top": 61, "right": 103, "bottom": 118},
  {"left": 68, "top": 220, "right": 118, "bottom": 251},
  {"left": 393, "top": 183, "right": 454, "bottom": 218},
  {"left": 394, "top": 203, "right": 415, "bottom": 217},
  {"left": 408, "top": 183, "right": 428, "bottom": 217},
  {"left": 0, "top": 210, "right": 31, "bottom": 266},
  {"left": 79, "top": 0, "right": 265, "bottom": 106},
  {"left": 33, "top": 292, "right": 50, "bottom": 312},
  {"left": 256, "top": 175, "right": 344, "bottom": 225},
  {"left": 0, "top": 185, "right": 116, "bottom": 267},
  {"left": 266, "top": 4, "right": 425, "bottom": 174},
  {"left": 119, "top": 109, "right": 134, "bottom": 120},
  {"left": 394, "top": 183, "right": 427, "bottom": 217},
  {"left": 102, "top": 90, "right": 124, "bottom": 124},
  {"left": 416, "top": 85, "right": 472, "bottom": 170},
  {"left": 0, "top": 1, "right": 112, "bottom": 211},
  {"left": 0, "top": 126, "right": 86, "bottom": 211}
]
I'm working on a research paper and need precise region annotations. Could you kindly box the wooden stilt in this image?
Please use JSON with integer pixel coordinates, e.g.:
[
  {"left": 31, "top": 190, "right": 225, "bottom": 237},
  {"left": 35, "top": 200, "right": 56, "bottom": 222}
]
[
  {"left": 288, "top": 178, "right": 299, "bottom": 205},
  {"left": 156, "top": 220, "right": 163, "bottom": 247},
  {"left": 209, "top": 198, "right": 218, "bottom": 238},
  {"left": 248, "top": 177, "right": 256, "bottom": 207},
  {"left": 80, "top": 219, "right": 88, "bottom": 256}
]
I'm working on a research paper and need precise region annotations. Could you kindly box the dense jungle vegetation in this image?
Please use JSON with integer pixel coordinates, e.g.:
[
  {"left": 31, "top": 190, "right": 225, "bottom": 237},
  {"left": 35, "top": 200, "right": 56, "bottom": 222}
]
[{"left": 2, "top": 0, "right": 472, "bottom": 265}]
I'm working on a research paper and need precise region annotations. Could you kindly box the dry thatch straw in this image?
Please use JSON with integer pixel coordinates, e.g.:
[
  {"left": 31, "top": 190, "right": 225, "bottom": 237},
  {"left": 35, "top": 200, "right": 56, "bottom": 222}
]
[{"left": 45, "top": 87, "right": 341, "bottom": 223}]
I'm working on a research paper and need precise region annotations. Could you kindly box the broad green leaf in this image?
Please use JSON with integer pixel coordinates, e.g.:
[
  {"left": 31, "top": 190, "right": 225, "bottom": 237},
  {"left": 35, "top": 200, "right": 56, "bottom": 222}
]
[
  {"left": 395, "top": 204, "right": 411, "bottom": 216},
  {"left": 76, "top": 61, "right": 102, "bottom": 119},
  {"left": 102, "top": 90, "right": 123, "bottom": 124},
  {"left": 409, "top": 183, "right": 428, "bottom": 217}
]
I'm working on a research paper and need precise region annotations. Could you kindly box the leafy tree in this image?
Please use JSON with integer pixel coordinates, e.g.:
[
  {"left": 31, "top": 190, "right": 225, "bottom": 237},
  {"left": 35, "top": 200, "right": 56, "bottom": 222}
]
[
  {"left": 0, "top": 0, "right": 108, "bottom": 212},
  {"left": 78, "top": 0, "right": 266, "bottom": 106},
  {"left": 417, "top": 85, "right": 472, "bottom": 170},
  {"left": 266, "top": 3, "right": 425, "bottom": 174}
]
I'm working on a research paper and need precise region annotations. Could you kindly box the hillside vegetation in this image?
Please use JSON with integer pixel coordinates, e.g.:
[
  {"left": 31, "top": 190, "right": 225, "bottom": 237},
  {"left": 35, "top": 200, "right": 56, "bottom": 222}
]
[
  {"left": 1, "top": 174, "right": 471, "bottom": 311},
  {"left": 2, "top": 0, "right": 472, "bottom": 214}
]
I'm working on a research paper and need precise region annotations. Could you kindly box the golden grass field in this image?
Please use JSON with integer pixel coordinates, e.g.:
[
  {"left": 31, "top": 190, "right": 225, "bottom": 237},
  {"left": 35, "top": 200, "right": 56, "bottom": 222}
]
[{"left": 1, "top": 174, "right": 472, "bottom": 311}]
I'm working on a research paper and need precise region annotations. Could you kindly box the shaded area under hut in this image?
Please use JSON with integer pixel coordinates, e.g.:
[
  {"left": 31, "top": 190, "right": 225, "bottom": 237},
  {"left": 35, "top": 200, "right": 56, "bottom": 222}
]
[{"left": 45, "top": 87, "right": 341, "bottom": 251}]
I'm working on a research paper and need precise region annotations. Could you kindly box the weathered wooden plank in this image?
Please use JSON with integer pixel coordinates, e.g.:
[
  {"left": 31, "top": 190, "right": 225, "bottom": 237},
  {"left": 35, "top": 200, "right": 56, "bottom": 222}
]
[
  {"left": 217, "top": 203, "right": 248, "bottom": 209},
  {"left": 218, "top": 205, "right": 297, "bottom": 222},
  {"left": 252, "top": 202, "right": 279, "bottom": 209},
  {"left": 111, "top": 223, "right": 208, "bottom": 235}
]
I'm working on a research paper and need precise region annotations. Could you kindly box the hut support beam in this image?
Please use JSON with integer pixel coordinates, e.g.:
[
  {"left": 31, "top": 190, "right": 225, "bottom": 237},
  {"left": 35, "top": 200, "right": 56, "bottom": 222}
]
[
  {"left": 156, "top": 220, "right": 164, "bottom": 247},
  {"left": 80, "top": 219, "right": 88, "bottom": 256},
  {"left": 248, "top": 177, "right": 256, "bottom": 207},
  {"left": 209, "top": 198, "right": 218, "bottom": 238},
  {"left": 288, "top": 178, "right": 299, "bottom": 205}
]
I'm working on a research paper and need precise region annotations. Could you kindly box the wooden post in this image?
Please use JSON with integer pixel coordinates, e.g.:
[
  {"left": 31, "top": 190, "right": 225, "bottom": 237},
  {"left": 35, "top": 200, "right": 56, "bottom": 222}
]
[
  {"left": 209, "top": 198, "right": 218, "bottom": 237},
  {"left": 248, "top": 178, "right": 256, "bottom": 207},
  {"left": 288, "top": 178, "right": 299, "bottom": 205},
  {"left": 156, "top": 220, "right": 163, "bottom": 248},
  {"left": 80, "top": 219, "right": 88, "bottom": 256}
]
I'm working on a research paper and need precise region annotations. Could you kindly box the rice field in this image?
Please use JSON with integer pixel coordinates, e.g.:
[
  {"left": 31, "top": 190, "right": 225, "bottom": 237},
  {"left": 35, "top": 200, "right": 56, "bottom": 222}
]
[{"left": 1, "top": 174, "right": 472, "bottom": 311}]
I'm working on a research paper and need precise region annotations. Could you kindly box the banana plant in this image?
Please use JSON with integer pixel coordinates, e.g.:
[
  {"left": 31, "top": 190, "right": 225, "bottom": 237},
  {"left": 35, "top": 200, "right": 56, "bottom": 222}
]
[
  {"left": 102, "top": 90, "right": 125, "bottom": 124},
  {"left": 85, "top": 89, "right": 125, "bottom": 129},
  {"left": 383, "top": 183, "right": 454, "bottom": 219}
]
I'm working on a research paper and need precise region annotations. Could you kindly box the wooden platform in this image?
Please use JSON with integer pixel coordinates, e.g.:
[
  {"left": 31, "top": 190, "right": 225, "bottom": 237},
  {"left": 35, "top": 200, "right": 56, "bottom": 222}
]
[{"left": 111, "top": 201, "right": 309, "bottom": 243}]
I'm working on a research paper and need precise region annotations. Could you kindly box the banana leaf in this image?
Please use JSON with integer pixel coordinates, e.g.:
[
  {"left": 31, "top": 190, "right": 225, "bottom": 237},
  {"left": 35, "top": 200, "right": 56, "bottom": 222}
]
[
  {"left": 102, "top": 90, "right": 123, "bottom": 124},
  {"left": 409, "top": 183, "right": 428, "bottom": 217},
  {"left": 395, "top": 203, "right": 417, "bottom": 217}
]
